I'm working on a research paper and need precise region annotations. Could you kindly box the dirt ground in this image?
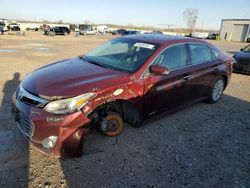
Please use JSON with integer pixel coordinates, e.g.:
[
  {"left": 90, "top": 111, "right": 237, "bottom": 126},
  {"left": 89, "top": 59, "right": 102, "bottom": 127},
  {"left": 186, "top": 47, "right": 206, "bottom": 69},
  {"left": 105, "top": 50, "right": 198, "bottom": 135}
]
[{"left": 0, "top": 32, "right": 249, "bottom": 188}]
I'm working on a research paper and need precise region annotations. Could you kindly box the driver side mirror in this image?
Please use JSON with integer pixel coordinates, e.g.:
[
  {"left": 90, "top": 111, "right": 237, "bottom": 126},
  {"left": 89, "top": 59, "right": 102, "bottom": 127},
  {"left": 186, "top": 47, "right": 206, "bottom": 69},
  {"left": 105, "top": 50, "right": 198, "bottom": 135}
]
[{"left": 149, "top": 65, "right": 169, "bottom": 75}]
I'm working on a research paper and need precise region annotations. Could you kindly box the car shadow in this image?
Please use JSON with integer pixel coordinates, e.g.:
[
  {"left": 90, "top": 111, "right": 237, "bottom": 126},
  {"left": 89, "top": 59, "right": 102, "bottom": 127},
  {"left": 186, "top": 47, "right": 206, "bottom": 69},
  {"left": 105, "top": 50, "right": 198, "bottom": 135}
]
[
  {"left": 0, "top": 73, "right": 29, "bottom": 188},
  {"left": 59, "top": 94, "right": 250, "bottom": 187}
]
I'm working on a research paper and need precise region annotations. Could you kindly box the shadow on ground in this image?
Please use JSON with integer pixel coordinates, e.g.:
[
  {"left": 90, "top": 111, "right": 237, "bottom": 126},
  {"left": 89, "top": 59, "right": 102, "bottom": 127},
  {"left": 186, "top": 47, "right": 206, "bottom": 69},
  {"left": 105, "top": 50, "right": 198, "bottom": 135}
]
[
  {"left": 60, "top": 94, "right": 250, "bottom": 187},
  {"left": 1, "top": 77, "right": 249, "bottom": 188},
  {"left": 0, "top": 73, "right": 29, "bottom": 188}
]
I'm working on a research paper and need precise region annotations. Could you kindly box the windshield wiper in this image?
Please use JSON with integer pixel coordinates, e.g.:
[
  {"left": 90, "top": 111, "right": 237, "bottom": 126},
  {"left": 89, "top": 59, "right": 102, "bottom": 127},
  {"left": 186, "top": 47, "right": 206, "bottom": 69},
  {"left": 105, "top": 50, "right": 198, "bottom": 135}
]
[
  {"left": 79, "top": 55, "right": 130, "bottom": 73},
  {"left": 79, "top": 56, "right": 112, "bottom": 69}
]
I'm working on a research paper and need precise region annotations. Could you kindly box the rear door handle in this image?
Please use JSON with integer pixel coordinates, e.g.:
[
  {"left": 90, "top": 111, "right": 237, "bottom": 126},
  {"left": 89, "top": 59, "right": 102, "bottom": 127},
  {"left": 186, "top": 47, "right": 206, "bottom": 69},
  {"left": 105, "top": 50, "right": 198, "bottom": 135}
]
[
  {"left": 183, "top": 74, "right": 191, "bottom": 80},
  {"left": 213, "top": 65, "right": 219, "bottom": 70}
]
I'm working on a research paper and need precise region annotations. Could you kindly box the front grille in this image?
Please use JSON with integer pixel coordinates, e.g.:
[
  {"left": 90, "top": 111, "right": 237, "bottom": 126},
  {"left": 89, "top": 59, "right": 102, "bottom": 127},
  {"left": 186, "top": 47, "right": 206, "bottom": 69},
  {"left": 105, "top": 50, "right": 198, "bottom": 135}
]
[
  {"left": 14, "top": 108, "right": 34, "bottom": 139},
  {"left": 20, "top": 96, "right": 42, "bottom": 106}
]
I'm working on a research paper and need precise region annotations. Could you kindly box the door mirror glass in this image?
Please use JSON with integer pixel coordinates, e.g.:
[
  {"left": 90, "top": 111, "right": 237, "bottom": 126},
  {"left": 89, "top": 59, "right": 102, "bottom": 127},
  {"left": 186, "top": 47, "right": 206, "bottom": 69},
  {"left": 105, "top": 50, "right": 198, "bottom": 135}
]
[{"left": 149, "top": 65, "right": 169, "bottom": 75}]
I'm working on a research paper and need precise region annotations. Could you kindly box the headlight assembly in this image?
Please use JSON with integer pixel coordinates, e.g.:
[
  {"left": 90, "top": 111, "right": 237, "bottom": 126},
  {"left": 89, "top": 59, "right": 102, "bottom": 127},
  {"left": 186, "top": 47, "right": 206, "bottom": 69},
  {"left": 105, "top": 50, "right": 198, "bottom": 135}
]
[{"left": 44, "top": 93, "right": 95, "bottom": 114}]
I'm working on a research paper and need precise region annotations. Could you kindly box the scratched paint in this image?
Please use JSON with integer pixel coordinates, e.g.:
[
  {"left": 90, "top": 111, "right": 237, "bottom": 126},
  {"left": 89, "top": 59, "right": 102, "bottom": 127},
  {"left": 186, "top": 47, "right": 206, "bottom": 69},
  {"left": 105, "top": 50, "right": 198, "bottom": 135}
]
[{"left": 113, "top": 89, "right": 124, "bottom": 96}]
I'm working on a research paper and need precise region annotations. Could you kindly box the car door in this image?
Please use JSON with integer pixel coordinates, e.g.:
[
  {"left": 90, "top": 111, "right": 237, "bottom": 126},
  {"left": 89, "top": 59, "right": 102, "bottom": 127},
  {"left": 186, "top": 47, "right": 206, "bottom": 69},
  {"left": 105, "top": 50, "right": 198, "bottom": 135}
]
[
  {"left": 59, "top": 27, "right": 64, "bottom": 34},
  {"left": 54, "top": 27, "right": 59, "bottom": 34},
  {"left": 143, "top": 43, "right": 191, "bottom": 117},
  {"left": 186, "top": 43, "right": 221, "bottom": 101}
]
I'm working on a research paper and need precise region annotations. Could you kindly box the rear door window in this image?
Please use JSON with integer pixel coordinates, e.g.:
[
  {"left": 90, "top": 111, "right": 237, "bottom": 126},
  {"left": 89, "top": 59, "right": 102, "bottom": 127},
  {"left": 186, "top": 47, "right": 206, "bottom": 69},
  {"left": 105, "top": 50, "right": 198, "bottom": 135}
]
[{"left": 189, "top": 44, "right": 212, "bottom": 64}]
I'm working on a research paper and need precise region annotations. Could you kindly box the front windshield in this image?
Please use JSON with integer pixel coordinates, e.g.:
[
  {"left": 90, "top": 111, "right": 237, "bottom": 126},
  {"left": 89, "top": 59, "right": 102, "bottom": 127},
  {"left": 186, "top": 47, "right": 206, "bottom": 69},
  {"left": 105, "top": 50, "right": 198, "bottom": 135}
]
[
  {"left": 84, "top": 38, "right": 158, "bottom": 72},
  {"left": 244, "top": 44, "right": 250, "bottom": 52}
]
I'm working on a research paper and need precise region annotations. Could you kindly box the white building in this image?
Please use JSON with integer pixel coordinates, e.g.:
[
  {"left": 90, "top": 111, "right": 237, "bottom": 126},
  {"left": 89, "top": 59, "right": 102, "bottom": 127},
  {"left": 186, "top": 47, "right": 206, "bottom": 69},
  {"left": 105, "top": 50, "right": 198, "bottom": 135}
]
[{"left": 220, "top": 19, "right": 250, "bottom": 42}]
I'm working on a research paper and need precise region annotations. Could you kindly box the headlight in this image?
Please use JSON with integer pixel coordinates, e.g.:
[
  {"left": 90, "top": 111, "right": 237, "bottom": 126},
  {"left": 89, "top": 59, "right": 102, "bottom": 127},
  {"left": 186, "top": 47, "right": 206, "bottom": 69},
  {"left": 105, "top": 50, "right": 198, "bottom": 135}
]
[
  {"left": 44, "top": 93, "right": 95, "bottom": 114},
  {"left": 232, "top": 57, "right": 237, "bottom": 64}
]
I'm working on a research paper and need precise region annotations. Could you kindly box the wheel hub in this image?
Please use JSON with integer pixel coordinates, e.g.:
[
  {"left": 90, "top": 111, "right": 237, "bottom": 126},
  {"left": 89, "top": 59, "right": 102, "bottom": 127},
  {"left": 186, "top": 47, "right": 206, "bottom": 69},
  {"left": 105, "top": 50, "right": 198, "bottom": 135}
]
[
  {"left": 107, "top": 119, "right": 119, "bottom": 131},
  {"left": 212, "top": 79, "right": 224, "bottom": 101},
  {"left": 101, "top": 113, "right": 123, "bottom": 137}
]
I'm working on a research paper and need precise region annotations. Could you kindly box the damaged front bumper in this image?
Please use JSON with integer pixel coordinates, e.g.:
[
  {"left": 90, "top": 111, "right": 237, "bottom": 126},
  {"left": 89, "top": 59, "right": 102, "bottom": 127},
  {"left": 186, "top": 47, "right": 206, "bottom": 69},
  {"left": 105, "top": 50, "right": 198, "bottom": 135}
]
[{"left": 12, "top": 93, "right": 90, "bottom": 157}]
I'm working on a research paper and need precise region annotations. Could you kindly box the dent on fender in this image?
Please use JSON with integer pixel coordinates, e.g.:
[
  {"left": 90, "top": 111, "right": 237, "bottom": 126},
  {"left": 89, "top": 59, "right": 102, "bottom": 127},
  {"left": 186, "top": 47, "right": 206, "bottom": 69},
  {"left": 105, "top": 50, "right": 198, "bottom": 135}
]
[{"left": 82, "top": 82, "right": 143, "bottom": 117}]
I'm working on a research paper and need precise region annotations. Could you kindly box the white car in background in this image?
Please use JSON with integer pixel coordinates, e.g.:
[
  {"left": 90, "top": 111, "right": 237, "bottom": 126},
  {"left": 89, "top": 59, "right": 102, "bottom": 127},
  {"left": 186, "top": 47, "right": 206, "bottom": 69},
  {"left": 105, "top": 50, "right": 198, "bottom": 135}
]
[
  {"left": 96, "top": 25, "right": 109, "bottom": 33},
  {"left": 80, "top": 28, "right": 97, "bottom": 35}
]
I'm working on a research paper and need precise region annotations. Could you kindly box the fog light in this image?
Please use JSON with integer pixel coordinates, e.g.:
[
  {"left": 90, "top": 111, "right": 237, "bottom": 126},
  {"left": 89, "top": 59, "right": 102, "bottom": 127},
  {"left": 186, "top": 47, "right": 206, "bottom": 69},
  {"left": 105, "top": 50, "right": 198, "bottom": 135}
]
[{"left": 41, "top": 136, "right": 58, "bottom": 149}]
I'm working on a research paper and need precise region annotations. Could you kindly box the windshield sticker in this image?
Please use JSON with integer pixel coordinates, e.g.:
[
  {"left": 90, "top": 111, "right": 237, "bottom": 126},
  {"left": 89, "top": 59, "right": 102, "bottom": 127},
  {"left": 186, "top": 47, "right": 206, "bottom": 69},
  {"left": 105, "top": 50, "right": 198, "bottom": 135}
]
[{"left": 134, "top": 43, "right": 155, "bottom": 49}]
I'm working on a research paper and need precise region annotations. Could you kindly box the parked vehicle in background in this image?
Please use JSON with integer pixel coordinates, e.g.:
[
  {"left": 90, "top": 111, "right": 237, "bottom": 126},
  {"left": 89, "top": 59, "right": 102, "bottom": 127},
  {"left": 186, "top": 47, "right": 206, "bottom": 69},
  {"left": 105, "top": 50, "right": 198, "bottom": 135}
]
[
  {"left": 96, "top": 25, "right": 109, "bottom": 33},
  {"left": 185, "top": 33, "right": 194, "bottom": 38},
  {"left": 8, "top": 23, "right": 21, "bottom": 31},
  {"left": 80, "top": 28, "right": 97, "bottom": 35},
  {"left": 79, "top": 24, "right": 97, "bottom": 35},
  {"left": 0, "top": 18, "right": 8, "bottom": 32},
  {"left": 0, "top": 25, "right": 3, "bottom": 34},
  {"left": 122, "top": 30, "right": 140, "bottom": 36},
  {"left": 49, "top": 26, "right": 70, "bottom": 36},
  {"left": 206, "top": 33, "right": 220, "bottom": 40},
  {"left": 12, "top": 34, "right": 233, "bottom": 157},
  {"left": 116, "top": 29, "right": 127, "bottom": 35},
  {"left": 233, "top": 44, "right": 250, "bottom": 74},
  {"left": 192, "top": 32, "right": 209, "bottom": 39},
  {"left": 144, "top": 31, "right": 163, "bottom": 34},
  {"left": 110, "top": 30, "right": 118, "bottom": 35}
]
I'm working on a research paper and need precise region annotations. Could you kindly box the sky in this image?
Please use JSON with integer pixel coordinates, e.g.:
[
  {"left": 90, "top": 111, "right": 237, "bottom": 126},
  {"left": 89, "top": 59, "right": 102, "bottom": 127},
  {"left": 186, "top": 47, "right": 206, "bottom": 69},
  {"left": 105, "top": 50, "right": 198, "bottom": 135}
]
[{"left": 0, "top": 0, "right": 250, "bottom": 30}]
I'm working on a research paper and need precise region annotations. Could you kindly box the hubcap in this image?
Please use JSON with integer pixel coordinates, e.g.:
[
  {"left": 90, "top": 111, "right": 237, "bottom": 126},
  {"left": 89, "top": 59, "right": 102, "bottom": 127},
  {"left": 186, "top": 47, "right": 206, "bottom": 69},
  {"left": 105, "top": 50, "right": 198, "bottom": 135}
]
[{"left": 212, "top": 79, "right": 224, "bottom": 101}]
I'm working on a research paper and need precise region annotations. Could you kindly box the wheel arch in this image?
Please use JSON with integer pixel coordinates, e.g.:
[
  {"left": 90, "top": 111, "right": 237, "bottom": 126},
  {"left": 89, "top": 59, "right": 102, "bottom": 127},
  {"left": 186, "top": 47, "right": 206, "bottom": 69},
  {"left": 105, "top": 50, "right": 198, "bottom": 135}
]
[
  {"left": 221, "top": 74, "right": 228, "bottom": 89},
  {"left": 87, "top": 99, "right": 142, "bottom": 127}
]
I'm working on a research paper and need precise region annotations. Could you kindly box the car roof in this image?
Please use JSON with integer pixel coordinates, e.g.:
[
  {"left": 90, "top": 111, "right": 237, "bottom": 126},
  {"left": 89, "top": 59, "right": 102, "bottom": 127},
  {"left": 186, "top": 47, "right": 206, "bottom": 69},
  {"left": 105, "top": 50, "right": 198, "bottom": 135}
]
[{"left": 122, "top": 34, "right": 208, "bottom": 45}]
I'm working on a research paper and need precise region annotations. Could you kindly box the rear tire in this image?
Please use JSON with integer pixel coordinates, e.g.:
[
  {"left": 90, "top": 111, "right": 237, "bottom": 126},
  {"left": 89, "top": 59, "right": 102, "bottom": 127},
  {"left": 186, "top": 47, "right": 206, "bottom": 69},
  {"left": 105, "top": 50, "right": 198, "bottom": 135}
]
[{"left": 207, "top": 77, "right": 225, "bottom": 103}]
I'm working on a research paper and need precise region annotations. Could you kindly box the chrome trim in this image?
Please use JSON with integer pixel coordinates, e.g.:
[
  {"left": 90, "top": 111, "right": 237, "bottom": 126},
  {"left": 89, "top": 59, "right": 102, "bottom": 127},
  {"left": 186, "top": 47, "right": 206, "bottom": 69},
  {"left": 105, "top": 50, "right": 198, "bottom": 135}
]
[
  {"left": 16, "top": 121, "right": 41, "bottom": 144},
  {"left": 16, "top": 121, "right": 33, "bottom": 139}
]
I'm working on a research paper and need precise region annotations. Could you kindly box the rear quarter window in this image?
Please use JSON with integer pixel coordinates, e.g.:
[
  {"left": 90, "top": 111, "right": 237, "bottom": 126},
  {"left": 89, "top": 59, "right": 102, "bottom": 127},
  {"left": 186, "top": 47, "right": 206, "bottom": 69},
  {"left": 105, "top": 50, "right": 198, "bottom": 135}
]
[
  {"left": 211, "top": 48, "right": 221, "bottom": 59},
  {"left": 189, "top": 44, "right": 212, "bottom": 65}
]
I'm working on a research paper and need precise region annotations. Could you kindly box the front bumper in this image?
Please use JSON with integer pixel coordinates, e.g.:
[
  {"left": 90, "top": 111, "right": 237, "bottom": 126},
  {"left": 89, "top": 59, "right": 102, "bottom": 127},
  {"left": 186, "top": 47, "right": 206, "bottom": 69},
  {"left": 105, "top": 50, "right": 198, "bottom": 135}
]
[
  {"left": 12, "top": 93, "right": 90, "bottom": 157},
  {"left": 233, "top": 62, "right": 250, "bottom": 75}
]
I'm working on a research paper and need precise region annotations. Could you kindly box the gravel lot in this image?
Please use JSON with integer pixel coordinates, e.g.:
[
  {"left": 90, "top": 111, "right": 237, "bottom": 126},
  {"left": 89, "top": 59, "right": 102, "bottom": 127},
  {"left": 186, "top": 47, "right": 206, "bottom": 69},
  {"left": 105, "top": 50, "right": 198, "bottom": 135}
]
[{"left": 0, "top": 32, "right": 249, "bottom": 188}]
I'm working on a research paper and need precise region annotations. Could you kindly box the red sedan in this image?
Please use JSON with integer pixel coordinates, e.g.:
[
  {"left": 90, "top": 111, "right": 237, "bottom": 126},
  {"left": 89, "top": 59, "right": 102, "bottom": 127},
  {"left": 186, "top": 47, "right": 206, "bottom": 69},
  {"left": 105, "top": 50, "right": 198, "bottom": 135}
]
[{"left": 12, "top": 34, "right": 233, "bottom": 157}]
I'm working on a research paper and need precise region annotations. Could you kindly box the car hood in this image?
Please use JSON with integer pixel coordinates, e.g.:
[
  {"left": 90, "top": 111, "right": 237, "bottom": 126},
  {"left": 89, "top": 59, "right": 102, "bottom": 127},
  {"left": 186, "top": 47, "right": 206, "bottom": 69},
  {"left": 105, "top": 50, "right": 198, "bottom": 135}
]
[{"left": 22, "top": 57, "right": 129, "bottom": 98}]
